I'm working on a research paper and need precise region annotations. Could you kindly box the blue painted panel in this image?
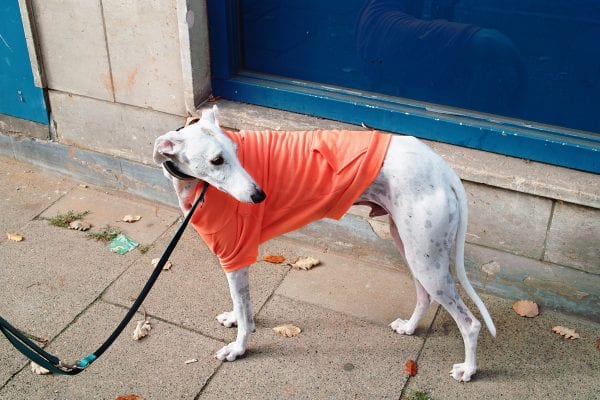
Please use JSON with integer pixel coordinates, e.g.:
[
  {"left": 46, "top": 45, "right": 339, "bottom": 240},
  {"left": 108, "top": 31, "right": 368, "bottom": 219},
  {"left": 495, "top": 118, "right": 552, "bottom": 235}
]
[
  {"left": 0, "top": 0, "right": 48, "bottom": 124},
  {"left": 207, "top": 0, "right": 600, "bottom": 174}
]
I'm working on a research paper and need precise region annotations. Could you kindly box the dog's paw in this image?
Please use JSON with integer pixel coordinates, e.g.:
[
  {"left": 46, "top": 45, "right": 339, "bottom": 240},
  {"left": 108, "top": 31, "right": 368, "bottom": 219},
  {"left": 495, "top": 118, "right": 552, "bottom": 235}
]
[
  {"left": 449, "top": 362, "right": 476, "bottom": 382},
  {"left": 215, "top": 342, "right": 246, "bottom": 362},
  {"left": 216, "top": 311, "right": 237, "bottom": 328},
  {"left": 390, "top": 318, "right": 416, "bottom": 335}
]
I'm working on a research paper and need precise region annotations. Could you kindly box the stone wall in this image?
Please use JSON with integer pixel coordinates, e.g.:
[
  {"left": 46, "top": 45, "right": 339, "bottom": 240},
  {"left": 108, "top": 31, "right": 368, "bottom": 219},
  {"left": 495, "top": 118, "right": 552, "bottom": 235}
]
[{"left": 9, "top": 0, "right": 210, "bottom": 164}]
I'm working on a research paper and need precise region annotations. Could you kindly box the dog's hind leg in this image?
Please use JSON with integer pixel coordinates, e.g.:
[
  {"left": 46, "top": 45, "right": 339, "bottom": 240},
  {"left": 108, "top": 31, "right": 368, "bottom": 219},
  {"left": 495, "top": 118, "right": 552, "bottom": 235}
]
[
  {"left": 399, "top": 215, "right": 482, "bottom": 382},
  {"left": 412, "top": 262, "right": 481, "bottom": 382},
  {"left": 388, "top": 219, "right": 431, "bottom": 335},
  {"left": 215, "top": 267, "right": 256, "bottom": 361}
]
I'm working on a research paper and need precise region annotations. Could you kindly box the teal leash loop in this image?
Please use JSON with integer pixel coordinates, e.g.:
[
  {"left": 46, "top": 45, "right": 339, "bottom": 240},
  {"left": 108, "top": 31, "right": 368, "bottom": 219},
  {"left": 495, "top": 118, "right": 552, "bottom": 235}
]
[{"left": 0, "top": 181, "right": 209, "bottom": 375}]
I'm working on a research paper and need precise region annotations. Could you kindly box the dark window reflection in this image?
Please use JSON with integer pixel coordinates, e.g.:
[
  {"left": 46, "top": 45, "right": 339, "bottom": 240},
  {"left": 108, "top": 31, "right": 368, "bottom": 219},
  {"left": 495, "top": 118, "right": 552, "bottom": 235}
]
[{"left": 241, "top": 0, "right": 600, "bottom": 133}]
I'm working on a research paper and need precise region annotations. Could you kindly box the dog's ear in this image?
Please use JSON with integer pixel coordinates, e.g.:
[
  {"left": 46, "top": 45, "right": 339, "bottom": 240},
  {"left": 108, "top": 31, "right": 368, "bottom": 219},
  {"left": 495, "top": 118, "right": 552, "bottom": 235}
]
[
  {"left": 153, "top": 133, "right": 180, "bottom": 164},
  {"left": 200, "top": 105, "right": 220, "bottom": 126},
  {"left": 212, "top": 104, "right": 220, "bottom": 126}
]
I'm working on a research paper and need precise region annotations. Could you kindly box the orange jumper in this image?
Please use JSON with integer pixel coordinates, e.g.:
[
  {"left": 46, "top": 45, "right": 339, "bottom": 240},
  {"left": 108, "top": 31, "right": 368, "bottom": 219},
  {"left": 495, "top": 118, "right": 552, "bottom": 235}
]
[{"left": 190, "top": 129, "right": 391, "bottom": 272}]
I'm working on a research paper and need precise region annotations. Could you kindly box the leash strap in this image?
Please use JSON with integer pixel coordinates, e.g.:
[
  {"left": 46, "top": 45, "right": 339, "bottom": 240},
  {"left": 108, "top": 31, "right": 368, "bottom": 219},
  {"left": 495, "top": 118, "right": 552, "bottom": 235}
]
[{"left": 0, "top": 181, "right": 209, "bottom": 375}]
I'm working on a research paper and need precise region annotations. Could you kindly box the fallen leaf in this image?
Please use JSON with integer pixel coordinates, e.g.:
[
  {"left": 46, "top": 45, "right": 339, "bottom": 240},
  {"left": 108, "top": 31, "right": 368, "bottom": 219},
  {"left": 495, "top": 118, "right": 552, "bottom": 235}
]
[
  {"left": 552, "top": 326, "right": 580, "bottom": 340},
  {"left": 512, "top": 300, "right": 539, "bottom": 318},
  {"left": 273, "top": 324, "right": 301, "bottom": 338},
  {"left": 115, "top": 395, "right": 145, "bottom": 400},
  {"left": 151, "top": 258, "right": 173, "bottom": 270},
  {"left": 596, "top": 338, "right": 600, "bottom": 351},
  {"left": 132, "top": 319, "right": 152, "bottom": 340},
  {"left": 404, "top": 359, "right": 418, "bottom": 376},
  {"left": 184, "top": 358, "right": 198, "bottom": 364},
  {"left": 6, "top": 232, "right": 24, "bottom": 242},
  {"left": 69, "top": 220, "right": 91, "bottom": 231},
  {"left": 122, "top": 215, "right": 142, "bottom": 223},
  {"left": 263, "top": 254, "right": 286, "bottom": 264},
  {"left": 79, "top": 184, "right": 88, "bottom": 188},
  {"left": 290, "top": 256, "right": 320, "bottom": 270},
  {"left": 30, "top": 361, "right": 50, "bottom": 375}
]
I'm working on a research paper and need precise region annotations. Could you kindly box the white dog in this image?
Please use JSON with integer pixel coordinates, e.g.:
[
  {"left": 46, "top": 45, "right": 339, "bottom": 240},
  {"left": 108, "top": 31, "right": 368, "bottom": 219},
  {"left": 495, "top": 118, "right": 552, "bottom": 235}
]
[{"left": 153, "top": 105, "right": 496, "bottom": 382}]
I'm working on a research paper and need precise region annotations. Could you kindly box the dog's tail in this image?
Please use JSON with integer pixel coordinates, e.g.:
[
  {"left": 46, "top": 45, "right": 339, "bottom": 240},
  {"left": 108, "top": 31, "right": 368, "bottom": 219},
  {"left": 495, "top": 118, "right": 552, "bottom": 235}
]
[{"left": 452, "top": 182, "right": 497, "bottom": 337}]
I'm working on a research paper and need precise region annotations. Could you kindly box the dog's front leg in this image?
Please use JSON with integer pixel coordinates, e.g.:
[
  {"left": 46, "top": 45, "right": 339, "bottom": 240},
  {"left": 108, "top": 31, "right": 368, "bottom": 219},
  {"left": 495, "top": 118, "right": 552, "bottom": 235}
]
[{"left": 215, "top": 267, "right": 255, "bottom": 361}]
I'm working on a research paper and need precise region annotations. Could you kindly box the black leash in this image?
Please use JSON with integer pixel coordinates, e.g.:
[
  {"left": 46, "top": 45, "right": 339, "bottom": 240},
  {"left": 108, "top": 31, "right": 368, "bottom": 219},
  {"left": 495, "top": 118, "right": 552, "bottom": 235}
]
[{"left": 0, "top": 179, "right": 209, "bottom": 375}]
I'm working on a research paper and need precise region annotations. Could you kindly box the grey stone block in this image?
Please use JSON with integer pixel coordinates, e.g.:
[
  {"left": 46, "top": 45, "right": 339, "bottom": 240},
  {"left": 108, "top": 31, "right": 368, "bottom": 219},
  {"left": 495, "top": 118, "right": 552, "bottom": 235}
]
[
  {"left": 48, "top": 90, "right": 183, "bottom": 164},
  {"left": 0, "top": 114, "right": 48, "bottom": 140},
  {"left": 102, "top": 0, "right": 186, "bottom": 115},
  {"left": 283, "top": 213, "right": 401, "bottom": 269},
  {"left": 465, "top": 243, "right": 600, "bottom": 320},
  {"left": 32, "top": 0, "right": 113, "bottom": 100},
  {"left": 545, "top": 202, "right": 600, "bottom": 274},
  {"left": 464, "top": 181, "right": 552, "bottom": 259}
]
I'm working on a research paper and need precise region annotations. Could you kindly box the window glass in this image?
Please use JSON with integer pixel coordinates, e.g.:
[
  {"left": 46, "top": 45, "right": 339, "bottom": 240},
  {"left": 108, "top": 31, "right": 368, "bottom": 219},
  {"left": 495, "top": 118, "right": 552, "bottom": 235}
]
[{"left": 240, "top": 0, "right": 600, "bottom": 134}]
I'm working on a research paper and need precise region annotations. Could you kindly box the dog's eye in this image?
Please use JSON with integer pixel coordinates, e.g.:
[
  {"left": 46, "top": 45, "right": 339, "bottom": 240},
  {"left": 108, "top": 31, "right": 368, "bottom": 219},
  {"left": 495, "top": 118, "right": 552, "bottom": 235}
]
[{"left": 210, "top": 155, "right": 224, "bottom": 166}]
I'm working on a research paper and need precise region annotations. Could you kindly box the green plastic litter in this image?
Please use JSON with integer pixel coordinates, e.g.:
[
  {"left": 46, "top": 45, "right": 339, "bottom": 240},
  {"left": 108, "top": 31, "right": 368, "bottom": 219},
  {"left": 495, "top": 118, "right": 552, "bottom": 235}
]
[{"left": 108, "top": 233, "right": 139, "bottom": 255}]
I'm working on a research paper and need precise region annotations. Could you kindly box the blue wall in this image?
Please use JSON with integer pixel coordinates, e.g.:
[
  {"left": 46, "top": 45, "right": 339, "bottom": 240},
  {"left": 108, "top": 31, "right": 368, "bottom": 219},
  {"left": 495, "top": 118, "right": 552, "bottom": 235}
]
[{"left": 0, "top": 0, "right": 48, "bottom": 124}]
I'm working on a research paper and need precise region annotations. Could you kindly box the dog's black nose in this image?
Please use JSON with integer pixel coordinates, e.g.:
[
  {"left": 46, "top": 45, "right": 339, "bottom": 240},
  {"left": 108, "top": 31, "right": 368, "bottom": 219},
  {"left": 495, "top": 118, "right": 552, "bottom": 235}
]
[{"left": 251, "top": 189, "right": 266, "bottom": 204}]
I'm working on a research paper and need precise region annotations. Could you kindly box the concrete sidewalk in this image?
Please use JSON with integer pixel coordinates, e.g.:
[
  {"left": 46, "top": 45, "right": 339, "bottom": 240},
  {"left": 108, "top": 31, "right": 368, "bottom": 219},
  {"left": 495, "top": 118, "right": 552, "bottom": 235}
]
[{"left": 0, "top": 156, "right": 598, "bottom": 400}]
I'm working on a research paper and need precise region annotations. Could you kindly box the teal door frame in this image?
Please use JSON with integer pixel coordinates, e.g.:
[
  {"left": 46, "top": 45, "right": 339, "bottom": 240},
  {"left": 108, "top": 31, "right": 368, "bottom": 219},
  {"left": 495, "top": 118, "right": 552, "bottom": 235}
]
[{"left": 1, "top": 0, "right": 48, "bottom": 125}]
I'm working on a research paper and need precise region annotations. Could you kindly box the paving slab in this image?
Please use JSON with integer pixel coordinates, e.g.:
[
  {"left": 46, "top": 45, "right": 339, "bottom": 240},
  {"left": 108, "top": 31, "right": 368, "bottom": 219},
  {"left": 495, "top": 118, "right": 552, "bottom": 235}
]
[
  {"left": 0, "top": 220, "right": 139, "bottom": 381},
  {"left": 274, "top": 244, "right": 438, "bottom": 332},
  {"left": 0, "top": 158, "right": 75, "bottom": 235},
  {"left": 402, "top": 294, "right": 600, "bottom": 399},
  {"left": 200, "top": 294, "right": 420, "bottom": 399},
  {"left": 0, "top": 301, "right": 222, "bottom": 400},
  {"left": 39, "top": 185, "right": 180, "bottom": 246},
  {"left": 103, "top": 225, "right": 291, "bottom": 343}
]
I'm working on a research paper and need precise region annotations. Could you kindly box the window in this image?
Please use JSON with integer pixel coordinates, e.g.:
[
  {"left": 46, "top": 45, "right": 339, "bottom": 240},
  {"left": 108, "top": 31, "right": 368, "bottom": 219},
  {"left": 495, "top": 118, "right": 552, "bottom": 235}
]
[{"left": 208, "top": 0, "right": 600, "bottom": 173}]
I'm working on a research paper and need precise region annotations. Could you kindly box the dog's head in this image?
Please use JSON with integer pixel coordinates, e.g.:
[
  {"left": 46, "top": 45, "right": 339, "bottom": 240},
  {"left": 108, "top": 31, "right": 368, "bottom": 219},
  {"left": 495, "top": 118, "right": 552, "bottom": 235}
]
[{"left": 154, "top": 105, "right": 266, "bottom": 204}]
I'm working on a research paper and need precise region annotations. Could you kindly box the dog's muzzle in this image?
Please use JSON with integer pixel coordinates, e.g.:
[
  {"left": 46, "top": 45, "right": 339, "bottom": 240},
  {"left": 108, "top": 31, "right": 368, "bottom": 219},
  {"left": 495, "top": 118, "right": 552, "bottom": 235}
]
[{"left": 251, "top": 187, "right": 266, "bottom": 204}]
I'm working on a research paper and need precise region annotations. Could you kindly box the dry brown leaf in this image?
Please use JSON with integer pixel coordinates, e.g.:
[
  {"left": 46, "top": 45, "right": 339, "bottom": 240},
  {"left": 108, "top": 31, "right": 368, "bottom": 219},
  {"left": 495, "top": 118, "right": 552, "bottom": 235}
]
[
  {"left": 273, "top": 324, "right": 301, "bottom": 338},
  {"left": 404, "top": 359, "right": 418, "bottom": 376},
  {"left": 6, "top": 232, "right": 24, "bottom": 242},
  {"left": 69, "top": 220, "right": 91, "bottom": 231},
  {"left": 552, "top": 325, "right": 580, "bottom": 340},
  {"left": 596, "top": 338, "right": 600, "bottom": 352},
  {"left": 151, "top": 257, "right": 173, "bottom": 270},
  {"left": 132, "top": 319, "right": 152, "bottom": 340},
  {"left": 512, "top": 300, "right": 539, "bottom": 318},
  {"left": 115, "top": 395, "right": 145, "bottom": 400},
  {"left": 30, "top": 361, "right": 50, "bottom": 375},
  {"left": 263, "top": 254, "right": 286, "bottom": 264},
  {"left": 290, "top": 256, "right": 320, "bottom": 270},
  {"left": 122, "top": 215, "right": 142, "bottom": 223}
]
